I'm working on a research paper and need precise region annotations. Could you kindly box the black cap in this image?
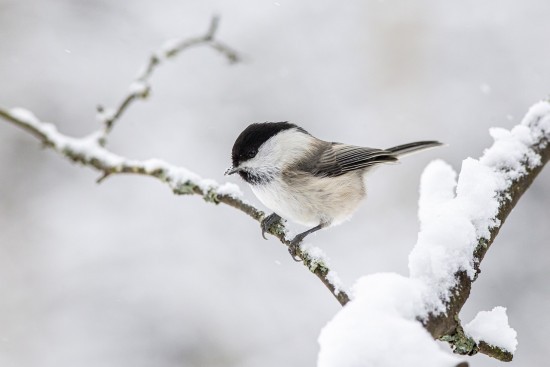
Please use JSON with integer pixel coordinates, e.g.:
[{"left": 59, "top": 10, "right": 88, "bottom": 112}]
[{"left": 231, "top": 122, "right": 306, "bottom": 167}]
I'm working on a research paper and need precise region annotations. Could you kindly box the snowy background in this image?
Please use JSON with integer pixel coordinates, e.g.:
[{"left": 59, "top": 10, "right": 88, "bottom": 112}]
[{"left": 1, "top": 1, "right": 549, "bottom": 366}]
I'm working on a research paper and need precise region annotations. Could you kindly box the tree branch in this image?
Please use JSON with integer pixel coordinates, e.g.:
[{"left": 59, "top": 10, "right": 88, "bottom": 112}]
[
  {"left": 0, "top": 17, "right": 349, "bottom": 307},
  {"left": 96, "top": 15, "right": 240, "bottom": 141},
  {"left": 0, "top": 106, "right": 349, "bottom": 305},
  {"left": 422, "top": 101, "right": 550, "bottom": 361}
]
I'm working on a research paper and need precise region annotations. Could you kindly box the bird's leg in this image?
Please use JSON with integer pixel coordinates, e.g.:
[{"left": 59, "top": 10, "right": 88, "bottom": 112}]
[
  {"left": 288, "top": 222, "right": 328, "bottom": 261},
  {"left": 261, "top": 213, "right": 283, "bottom": 240}
]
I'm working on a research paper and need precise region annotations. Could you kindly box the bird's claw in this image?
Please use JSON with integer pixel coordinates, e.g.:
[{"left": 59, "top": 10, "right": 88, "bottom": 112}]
[
  {"left": 260, "top": 213, "right": 305, "bottom": 262},
  {"left": 288, "top": 235, "right": 304, "bottom": 262},
  {"left": 260, "top": 213, "right": 282, "bottom": 240}
]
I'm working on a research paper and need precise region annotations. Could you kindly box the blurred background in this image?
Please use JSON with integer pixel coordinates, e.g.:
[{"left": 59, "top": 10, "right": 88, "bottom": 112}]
[{"left": 0, "top": 0, "right": 549, "bottom": 366}]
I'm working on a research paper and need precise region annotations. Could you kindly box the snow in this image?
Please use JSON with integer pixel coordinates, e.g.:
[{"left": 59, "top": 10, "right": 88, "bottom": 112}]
[
  {"left": 127, "top": 81, "right": 149, "bottom": 96},
  {"left": 8, "top": 98, "right": 549, "bottom": 367},
  {"left": 318, "top": 100, "right": 549, "bottom": 366},
  {"left": 10, "top": 107, "right": 41, "bottom": 125},
  {"left": 464, "top": 307, "right": 518, "bottom": 353},
  {"left": 455, "top": 158, "right": 505, "bottom": 239},
  {"left": 6, "top": 107, "right": 242, "bottom": 200},
  {"left": 139, "top": 159, "right": 242, "bottom": 197},
  {"left": 416, "top": 159, "right": 457, "bottom": 226},
  {"left": 301, "top": 243, "right": 330, "bottom": 265},
  {"left": 215, "top": 182, "right": 243, "bottom": 198},
  {"left": 481, "top": 126, "right": 540, "bottom": 179},
  {"left": 326, "top": 270, "right": 344, "bottom": 296},
  {"left": 409, "top": 158, "right": 499, "bottom": 312},
  {"left": 10, "top": 108, "right": 123, "bottom": 167},
  {"left": 521, "top": 100, "right": 550, "bottom": 139},
  {"left": 300, "top": 243, "right": 344, "bottom": 295},
  {"left": 409, "top": 100, "right": 550, "bottom": 314},
  {"left": 66, "top": 132, "right": 126, "bottom": 166},
  {"left": 318, "top": 274, "right": 463, "bottom": 367}
]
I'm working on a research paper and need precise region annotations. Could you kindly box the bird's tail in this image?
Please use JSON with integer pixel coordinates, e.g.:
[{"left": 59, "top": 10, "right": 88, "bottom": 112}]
[{"left": 386, "top": 141, "right": 443, "bottom": 158}]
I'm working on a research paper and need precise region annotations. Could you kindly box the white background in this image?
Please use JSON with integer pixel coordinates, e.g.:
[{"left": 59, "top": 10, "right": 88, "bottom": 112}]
[{"left": 0, "top": 1, "right": 549, "bottom": 366}]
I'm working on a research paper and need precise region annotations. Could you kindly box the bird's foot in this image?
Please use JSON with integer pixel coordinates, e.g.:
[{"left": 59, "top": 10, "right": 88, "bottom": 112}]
[
  {"left": 288, "top": 234, "right": 306, "bottom": 262},
  {"left": 286, "top": 222, "right": 326, "bottom": 262},
  {"left": 261, "top": 213, "right": 283, "bottom": 240}
]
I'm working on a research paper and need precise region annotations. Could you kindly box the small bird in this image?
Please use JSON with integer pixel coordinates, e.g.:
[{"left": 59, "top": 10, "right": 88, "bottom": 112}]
[{"left": 226, "top": 122, "right": 442, "bottom": 260}]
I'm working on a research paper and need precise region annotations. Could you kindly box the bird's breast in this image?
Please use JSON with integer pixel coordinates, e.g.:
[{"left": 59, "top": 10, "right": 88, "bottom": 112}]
[{"left": 251, "top": 172, "right": 366, "bottom": 227}]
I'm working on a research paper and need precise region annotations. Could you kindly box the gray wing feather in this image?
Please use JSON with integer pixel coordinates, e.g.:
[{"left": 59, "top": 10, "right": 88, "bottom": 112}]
[{"left": 310, "top": 143, "right": 397, "bottom": 177}]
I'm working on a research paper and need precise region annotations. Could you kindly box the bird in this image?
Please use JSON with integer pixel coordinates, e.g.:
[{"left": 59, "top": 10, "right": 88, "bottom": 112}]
[{"left": 225, "top": 122, "right": 442, "bottom": 260}]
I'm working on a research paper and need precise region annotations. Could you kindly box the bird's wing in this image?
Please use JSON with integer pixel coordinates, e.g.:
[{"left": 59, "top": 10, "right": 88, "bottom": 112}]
[{"left": 310, "top": 143, "right": 398, "bottom": 177}]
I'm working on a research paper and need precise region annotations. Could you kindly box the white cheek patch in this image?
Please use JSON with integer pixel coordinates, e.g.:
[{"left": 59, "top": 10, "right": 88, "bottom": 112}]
[
  {"left": 238, "top": 129, "right": 315, "bottom": 186},
  {"left": 244, "top": 129, "right": 313, "bottom": 169}
]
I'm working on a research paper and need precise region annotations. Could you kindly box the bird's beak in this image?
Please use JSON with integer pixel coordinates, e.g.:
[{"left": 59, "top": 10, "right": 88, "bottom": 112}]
[{"left": 224, "top": 166, "right": 242, "bottom": 176}]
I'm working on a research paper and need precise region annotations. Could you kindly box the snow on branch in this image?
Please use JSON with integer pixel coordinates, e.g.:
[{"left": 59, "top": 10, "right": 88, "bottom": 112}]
[
  {"left": 419, "top": 101, "right": 550, "bottom": 358},
  {"left": 0, "top": 106, "right": 348, "bottom": 306},
  {"left": 464, "top": 307, "right": 518, "bottom": 356},
  {"left": 0, "top": 17, "right": 349, "bottom": 308},
  {"left": 319, "top": 101, "right": 550, "bottom": 366}
]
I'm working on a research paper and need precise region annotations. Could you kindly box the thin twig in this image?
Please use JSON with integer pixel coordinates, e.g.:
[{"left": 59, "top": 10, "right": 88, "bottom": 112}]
[{"left": 98, "top": 15, "right": 240, "bottom": 140}]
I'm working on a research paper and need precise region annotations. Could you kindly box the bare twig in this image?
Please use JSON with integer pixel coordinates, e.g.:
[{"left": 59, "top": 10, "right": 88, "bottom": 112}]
[{"left": 97, "top": 15, "right": 240, "bottom": 140}]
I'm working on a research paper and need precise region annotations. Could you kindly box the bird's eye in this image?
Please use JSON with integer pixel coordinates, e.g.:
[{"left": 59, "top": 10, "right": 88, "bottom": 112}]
[{"left": 246, "top": 150, "right": 257, "bottom": 159}]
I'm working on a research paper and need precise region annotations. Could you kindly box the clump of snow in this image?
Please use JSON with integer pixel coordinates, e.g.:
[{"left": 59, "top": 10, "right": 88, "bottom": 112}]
[
  {"left": 326, "top": 270, "right": 345, "bottom": 296},
  {"left": 215, "top": 182, "right": 243, "bottom": 198},
  {"left": 417, "top": 160, "right": 457, "bottom": 225},
  {"left": 7, "top": 108, "right": 245, "bottom": 201},
  {"left": 521, "top": 100, "right": 550, "bottom": 139},
  {"left": 481, "top": 126, "right": 540, "bottom": 179},
  {"left": 66, "top": 132, "right": 126, "bottom": 167},
  {"left": 409, "top": 100, "right": 550, "bottom": 314},
  {"left": 455, "top": 158, "right": 505, "bottom": 239},
  {"left": 141, "top": 158, "right": 171, "bottom": 174},
  {"left": 480, "top": 101, "right": 550, "bottom": 180},
  {"left": 128, "top": 81, "right": 149, "bottom": 96},
  {"left": 318, "top": 274, "right": 463, "bottom": 367},
  {"left": 10, "top": 107, "right": 41, "bottom": 125},
  {"left": 464, "top": 306, "right": 518, "bottom": 353},
  {"left": 301, "top": 243, "right": 331, "bottom": 271},
  {"left": 301, "top": 243, "right": 329, "bottom": 263},
  {"left": 10, "top": 107, "right": 126, "bottom": 167},
  {"left": 141, "top": 159, "right": 240, "bottom": 197},
  {"left": 197, "top": 178, "right": 218, "bottom": 193},
  {"left": 319, "top": 101, "right": 549, "bottom": 366},
  {"left": 409, "top": 159, "right": 489, "bottom": 312},
  {"left": 300, "top": 243, "right": 344, "bottom": 295}
]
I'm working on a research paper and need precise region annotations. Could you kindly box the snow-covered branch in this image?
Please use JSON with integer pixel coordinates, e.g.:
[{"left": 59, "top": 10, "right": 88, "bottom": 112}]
[
  {"left": 0, "top": 106, "right": 349, "bottom": 305},
  {"left": 319, "top": 100, "right": 550, "bottom": 366},
  {"left": 418, "top": 101, "right": 550, "bottom": 358},
  {"left": 0, "top": 18, "right": 349, "bottom": 308}
]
